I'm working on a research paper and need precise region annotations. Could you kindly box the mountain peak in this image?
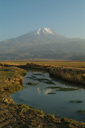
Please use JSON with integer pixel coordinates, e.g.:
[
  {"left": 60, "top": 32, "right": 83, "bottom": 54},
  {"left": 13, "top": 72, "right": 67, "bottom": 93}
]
[{"left": 35, "top": 27, "right": 58, "bottom": 35}]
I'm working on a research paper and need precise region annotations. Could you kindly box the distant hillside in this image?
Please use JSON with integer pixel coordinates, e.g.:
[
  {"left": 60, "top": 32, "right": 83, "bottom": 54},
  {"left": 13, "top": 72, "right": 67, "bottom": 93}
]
[
  {"left": 0, "top": 28, "right": 85, "bottom": 61},
  {"left": 72, "top": 55, "right": 85, "bottom": 61}
]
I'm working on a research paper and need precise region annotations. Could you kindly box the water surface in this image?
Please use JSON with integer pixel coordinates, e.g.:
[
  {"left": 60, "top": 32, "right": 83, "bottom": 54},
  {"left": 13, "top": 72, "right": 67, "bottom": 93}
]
[{"left": 11, "top": 71, "right": 85, "bottom": 122}]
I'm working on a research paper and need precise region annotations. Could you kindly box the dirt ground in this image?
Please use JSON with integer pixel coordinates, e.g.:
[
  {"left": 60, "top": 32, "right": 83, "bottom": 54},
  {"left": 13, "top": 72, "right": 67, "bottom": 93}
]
[{"left": 0, "top": 96, "right": 85, "bottom": 128}]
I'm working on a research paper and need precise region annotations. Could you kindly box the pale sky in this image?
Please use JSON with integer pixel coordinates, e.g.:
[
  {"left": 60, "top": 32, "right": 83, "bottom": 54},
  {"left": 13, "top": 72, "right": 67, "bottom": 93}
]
[{"left": 0, "top": 0, "right": 85, "bottom": 41}]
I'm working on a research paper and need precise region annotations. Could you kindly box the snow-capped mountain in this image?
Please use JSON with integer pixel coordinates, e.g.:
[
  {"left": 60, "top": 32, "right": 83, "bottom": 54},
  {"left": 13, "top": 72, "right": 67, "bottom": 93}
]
[
  {"left": 13, "top": 27, "right": 68, "bottom": 45},
  {"left": 35, "top": 28, "right": 61, "bottom": 36},
  {"left": 0, "top": 28, "right": 85, "bottom": 60},
  {"left": 29, "top": 27, "right": 66, "bottom": 38}
]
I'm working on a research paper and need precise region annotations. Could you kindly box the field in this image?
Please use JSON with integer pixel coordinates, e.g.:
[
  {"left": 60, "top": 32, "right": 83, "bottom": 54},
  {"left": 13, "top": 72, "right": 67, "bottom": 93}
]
[{"left": 0, "top": 61, "right": 85, "bottom": 67}]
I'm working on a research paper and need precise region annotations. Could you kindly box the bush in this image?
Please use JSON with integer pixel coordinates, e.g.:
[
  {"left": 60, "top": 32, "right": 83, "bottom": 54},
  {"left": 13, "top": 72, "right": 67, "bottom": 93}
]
[
  {"left": 19, "top": 78, "right": 23, "bottom": 85},
  {"left": 2, "top": 64, "right": 4, "bottom": 69}
]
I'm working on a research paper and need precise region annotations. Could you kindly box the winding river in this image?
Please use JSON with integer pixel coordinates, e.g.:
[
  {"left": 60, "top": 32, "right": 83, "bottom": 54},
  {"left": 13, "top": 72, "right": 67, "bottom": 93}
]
[{"left": 11, "top": 70, "right": 85, "bottom": 122}]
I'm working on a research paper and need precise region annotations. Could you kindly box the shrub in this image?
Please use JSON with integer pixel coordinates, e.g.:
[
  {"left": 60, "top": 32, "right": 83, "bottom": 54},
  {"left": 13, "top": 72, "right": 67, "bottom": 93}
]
[
  {"left": 19, "top": 78, "right": 23, "bottom": 85},
  {"left": 2, "top": 64, "right": 4, "bottom": 69}
]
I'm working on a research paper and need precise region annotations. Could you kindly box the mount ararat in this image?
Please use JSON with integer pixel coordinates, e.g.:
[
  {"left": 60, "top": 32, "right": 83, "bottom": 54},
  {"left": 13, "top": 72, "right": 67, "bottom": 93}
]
[{"left": 0, "top": 28, "right": 85, "bottom": 60}]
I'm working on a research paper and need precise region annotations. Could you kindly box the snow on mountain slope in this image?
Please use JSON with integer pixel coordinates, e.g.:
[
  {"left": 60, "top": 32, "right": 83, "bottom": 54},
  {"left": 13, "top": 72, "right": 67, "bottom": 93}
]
[{"left": 35, "top": 28, "right": 62, "bottom": 37}]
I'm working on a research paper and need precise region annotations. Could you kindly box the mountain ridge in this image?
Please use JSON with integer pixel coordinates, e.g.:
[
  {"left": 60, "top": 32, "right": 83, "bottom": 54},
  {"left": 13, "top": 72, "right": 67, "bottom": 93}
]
[{"left": 0, "top": 28, "right": 85, "bottom": 61}]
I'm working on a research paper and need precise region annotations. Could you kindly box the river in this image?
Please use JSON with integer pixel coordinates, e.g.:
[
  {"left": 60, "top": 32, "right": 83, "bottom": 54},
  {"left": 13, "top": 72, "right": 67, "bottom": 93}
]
[{"left": 11, "top": 70, "right": 85, "bottom": 122}]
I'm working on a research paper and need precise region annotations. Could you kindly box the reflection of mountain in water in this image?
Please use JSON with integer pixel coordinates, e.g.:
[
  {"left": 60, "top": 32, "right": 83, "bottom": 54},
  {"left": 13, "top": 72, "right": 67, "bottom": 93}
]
[
  {"left": 26, "top": 71, "right": 85, "bottom": 96},
  {"left": 36, "top": 86, "right": 52, "bottom": 95}
]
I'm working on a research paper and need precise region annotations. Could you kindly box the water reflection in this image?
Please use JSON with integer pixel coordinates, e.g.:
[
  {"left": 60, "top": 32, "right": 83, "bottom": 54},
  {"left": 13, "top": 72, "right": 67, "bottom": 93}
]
[
  {"left": 11, "top": 71, "right": 85, "bottom": 123},
  {"left": 36, "top": 86, "right": 52, "bottom": 95}
]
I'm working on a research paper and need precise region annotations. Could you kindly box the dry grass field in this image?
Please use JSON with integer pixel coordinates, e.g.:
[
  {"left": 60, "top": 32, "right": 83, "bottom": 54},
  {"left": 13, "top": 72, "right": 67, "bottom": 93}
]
[{"left": 0, "top": 61, "right": 85, "bottom": 67}]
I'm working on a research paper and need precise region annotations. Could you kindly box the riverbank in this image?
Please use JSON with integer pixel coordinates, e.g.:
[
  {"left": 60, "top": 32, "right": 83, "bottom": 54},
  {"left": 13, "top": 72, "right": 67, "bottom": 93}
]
[
  {"left": 18, "top": 62, "right": 85, "bottom": 86},
  {"left": 0, "top": 63, "right": 85, "bottom": 128},
  {"left": 1, "top": 61, "right": 85, "bottom": 86}
]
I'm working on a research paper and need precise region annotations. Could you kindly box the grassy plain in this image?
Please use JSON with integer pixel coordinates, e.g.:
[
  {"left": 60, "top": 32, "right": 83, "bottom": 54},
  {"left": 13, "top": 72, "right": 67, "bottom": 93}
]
[{"left": 0, "top": 61, "right": 85, "bottom": 67}]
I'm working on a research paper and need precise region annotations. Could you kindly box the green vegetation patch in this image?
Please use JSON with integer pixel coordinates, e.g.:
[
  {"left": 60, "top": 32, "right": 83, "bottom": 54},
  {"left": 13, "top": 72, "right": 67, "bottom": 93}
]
[
  {"left": 47, "top": 114, "right": 55, "bottom": 119},
  {"left": 44, "top": 81, "right": 55, "bottom": 84},
  {"left": 35, "top": 78, "right": 55, "bottom": 85},
  {"left": 70, "top": 101, "right": 75, "bottom": 102},
  {"left": 70, "top": 100, "right": 83, "bottom": 103},
  {"left": 35, "top": 78, "right": 49, "bottom": 82},
  {"left": 16, "top": 104, "right": 32, "bottom": 113},
  {"left": 76, "top": 100, "right": 83, "bottom": 103},
  {"left": 30, "top": 109, "right": 44, "bottom": 115},
  {"left": 33, "top": 73, "right": 44, "bottom": 77},
  {"left": 18, "top": 104, "right": 31, "bottom": 109},
  {"left": 77, "top": 110, "right": 85, "bottom": 115},
  {"left": 48, "top": 92, "right": 56, "bottom": 94},
  {"left": 45, "top": 86, "right": 78, "bottom": 91},
  {"left": 27, "top": 82, "right": 38, "bottom": 85},
  {"left": 27, "top": 76, "right": 36, "bottom": 79},
  {"left": 56, "top": 87, "right": 78, "bottom": 91}
]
